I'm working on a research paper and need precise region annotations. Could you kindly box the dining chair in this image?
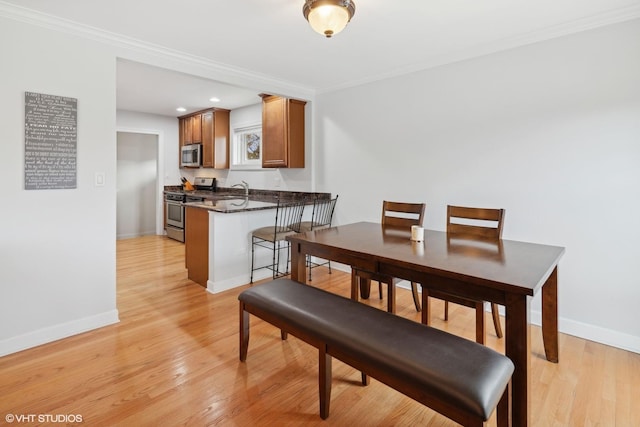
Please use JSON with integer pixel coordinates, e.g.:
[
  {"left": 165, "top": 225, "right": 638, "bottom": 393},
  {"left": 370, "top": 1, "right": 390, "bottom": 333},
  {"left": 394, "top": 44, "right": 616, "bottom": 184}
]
[
  {"left": 351, "top": 201, "right": 425, "bottom": 313},
  {"left": 250, "top": 200, "right": 306, "bottom": 283},
  {"left": 423, "top": 205, "right": 505, "bottom": 344},
  {"left": 296, "top": 195, "right": 339, "bottom": 281}
]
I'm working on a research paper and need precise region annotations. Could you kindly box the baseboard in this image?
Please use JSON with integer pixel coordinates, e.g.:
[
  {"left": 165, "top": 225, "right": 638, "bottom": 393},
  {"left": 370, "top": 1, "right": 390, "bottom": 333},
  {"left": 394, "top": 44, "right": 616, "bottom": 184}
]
[
  {"left": 334, "top": 263, "right": 640, "bottom": 355},
  {"left": 116, "top": 231, "right": 157, "bottom": 240},
  {"left": 531, "top": 311, "right": 640, "bottom": 355},
  {"left": 207, "top": 270, "right": 272, "bottom": 294},
  {"left": 0, "top": 310, "right": 120, "bottom": 357}
]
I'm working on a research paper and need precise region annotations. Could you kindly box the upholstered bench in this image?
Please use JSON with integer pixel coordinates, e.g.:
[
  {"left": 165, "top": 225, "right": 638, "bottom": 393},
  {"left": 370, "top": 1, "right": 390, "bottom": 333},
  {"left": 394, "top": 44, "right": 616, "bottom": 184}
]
[{"left": 238, "top": 278, "right": 514, "bottom": 426}]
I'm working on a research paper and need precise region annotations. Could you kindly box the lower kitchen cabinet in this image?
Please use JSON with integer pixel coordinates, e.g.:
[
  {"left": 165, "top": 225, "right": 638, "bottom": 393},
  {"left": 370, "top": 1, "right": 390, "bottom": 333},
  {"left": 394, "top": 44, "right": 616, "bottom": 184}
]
[{"left": 185, "top": 206, "right": 208, "bottom": 287}]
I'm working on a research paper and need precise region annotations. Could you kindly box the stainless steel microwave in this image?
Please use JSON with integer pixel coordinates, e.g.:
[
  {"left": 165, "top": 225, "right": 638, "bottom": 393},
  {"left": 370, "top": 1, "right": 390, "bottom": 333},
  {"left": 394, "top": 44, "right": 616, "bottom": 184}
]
[{"left": 181, "top": 143, "right": 201, "bottom": 167}]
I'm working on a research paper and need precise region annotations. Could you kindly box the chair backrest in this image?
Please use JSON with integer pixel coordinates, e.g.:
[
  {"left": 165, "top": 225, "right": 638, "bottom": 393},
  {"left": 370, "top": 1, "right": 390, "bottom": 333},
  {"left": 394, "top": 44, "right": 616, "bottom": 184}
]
[
  {"left": 446, "top": 205, "right": 505, "bottom": 239},
  {"left": 381, "top": 201, "right": 425, "bottom": 229},
  {"left": 276, "top": 200, "right": 306, "bottom": 234},
  {"left": 310, "top": 195, "right": 339, "bottom": 229}
]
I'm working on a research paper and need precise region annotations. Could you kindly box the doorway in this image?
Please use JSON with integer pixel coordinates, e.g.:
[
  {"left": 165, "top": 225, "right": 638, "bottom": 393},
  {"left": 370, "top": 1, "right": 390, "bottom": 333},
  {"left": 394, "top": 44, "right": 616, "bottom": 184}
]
[{"left": 116, "top": 131, "right": 159, "bottom": 239}]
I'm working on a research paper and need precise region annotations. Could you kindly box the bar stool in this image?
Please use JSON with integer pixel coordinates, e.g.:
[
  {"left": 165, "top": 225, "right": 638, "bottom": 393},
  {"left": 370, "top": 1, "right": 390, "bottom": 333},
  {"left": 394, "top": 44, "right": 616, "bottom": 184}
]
[
  {"left": 250, "top": 200, "right": 306, "bottom": 283},
  {"left": 296, "top": 195, "right": 339, "bottom": 281}
]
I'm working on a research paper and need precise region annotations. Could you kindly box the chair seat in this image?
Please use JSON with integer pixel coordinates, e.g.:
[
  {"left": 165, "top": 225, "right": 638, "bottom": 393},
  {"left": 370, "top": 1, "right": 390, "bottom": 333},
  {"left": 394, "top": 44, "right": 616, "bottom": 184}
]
[
  {"left": 297, "top": 221, "right": 330, "bottom": 233},
  {"left": 252, "top": 226, "right": 298, "bottom": 243}
]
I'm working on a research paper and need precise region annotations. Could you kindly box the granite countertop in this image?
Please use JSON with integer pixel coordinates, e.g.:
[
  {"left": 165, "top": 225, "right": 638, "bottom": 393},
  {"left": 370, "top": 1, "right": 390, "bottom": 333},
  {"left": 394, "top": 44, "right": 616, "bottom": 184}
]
[
  {"left": 169, "top": 186, "right": 331, "bottom": 214},
  {"left": 184, "top": 197, "right": 278, "bottom": 213}
]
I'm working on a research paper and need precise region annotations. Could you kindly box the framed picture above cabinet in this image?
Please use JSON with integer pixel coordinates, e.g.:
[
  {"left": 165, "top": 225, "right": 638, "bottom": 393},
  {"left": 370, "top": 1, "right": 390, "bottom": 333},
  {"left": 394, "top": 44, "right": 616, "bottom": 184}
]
[{"left": 231, "top": 124, "right": 262, "bottom": 169}]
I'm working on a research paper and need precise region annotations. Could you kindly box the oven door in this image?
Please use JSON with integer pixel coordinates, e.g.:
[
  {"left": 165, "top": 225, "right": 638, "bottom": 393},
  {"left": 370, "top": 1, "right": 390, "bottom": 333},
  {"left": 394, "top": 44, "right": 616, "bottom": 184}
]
[
  {"left": 165, "top": 200, "right": 185, "bottom": 242},
  {"left": 166, "top": 200, "right": 184, "bottom": 229}
]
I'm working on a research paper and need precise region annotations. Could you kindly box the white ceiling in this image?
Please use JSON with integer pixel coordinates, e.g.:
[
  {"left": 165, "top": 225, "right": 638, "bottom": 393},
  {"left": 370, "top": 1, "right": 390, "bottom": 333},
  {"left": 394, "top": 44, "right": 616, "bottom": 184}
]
[{"left": 3, "top": 0, "right": 640, "bottom": 116}]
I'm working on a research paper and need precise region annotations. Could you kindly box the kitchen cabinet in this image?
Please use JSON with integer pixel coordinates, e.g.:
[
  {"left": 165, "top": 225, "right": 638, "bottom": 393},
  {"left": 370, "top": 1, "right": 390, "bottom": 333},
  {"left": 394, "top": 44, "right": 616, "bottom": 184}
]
[
  {"left": 185, "top": 206, "right": 208, "bottom": 287},
  {"left": 260, "top": 94, "right": 306, "bottom": 168},
  {"left": 178, "top": 108, "right": 230, "bottom": 168},
  {"left": 179, "top": 113, "right": 202, "bottom": 146},
  {"left": 201, "top": 109, "right": 230, "bottom": 169}
]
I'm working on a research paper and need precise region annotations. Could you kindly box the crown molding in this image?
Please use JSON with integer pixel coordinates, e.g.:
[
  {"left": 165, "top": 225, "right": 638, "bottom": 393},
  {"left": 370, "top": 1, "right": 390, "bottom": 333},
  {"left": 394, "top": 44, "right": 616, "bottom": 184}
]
[
  {"left": 0, "top": 1, "right": 316, "bottom": 100},
  {"left": 2, "top": 1, "right": 639, "bottom": 96},
  {"left": 317, "top": 4, "right": 640, "bottom": 94}
]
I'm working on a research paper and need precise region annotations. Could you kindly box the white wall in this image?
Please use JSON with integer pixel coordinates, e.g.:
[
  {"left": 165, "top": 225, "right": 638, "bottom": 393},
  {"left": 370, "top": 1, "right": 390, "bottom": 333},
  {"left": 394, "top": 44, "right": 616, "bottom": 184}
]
[
  {"left": 117, "top": 132, "right": 158, "bottom": 239},
  {"left": 316, "top": 19, "right": 640, "bottom": 352},
  {"left": 0, "top": 17, "right": 119, "bottom": 355}
]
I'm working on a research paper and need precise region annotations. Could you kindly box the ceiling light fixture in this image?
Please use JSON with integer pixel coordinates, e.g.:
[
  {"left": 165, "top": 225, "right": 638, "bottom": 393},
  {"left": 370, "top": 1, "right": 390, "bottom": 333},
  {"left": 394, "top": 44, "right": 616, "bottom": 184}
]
[
  {"left": 209, "top": 97, "right": 220, "bottom": 103},
  {"left": 303, "top": 0, "right": 355, "bottom": 38},
  {"left": 176, "top": 107, "right": 186, "bottom": 112}
]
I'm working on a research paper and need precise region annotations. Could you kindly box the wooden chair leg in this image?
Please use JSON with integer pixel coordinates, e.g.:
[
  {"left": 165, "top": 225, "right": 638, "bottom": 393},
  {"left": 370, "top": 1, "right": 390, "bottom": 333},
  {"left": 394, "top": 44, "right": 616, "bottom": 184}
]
[
  {"left": 319, "top": 346, "right": 332, "bottom": 420},
  {"left": 410, "top": 282, "right": 421, "bottom": 312},
  {"left": 350, "top": 270, "right": 359, "bottom": 302},
  {"left": 475, "top": 301, "right": 486, "bottom": 345},
  {"left": 421, "top": 290, "right": 431, "bottom": 325},
  {"left": 491, "top": 303, "right": 504, "bottom": 338},
  {"left": 378, "top": 281, "right": 383, "bottom": 299},
  {"left": 386, "top": 280, "right": 396, "bottom": 314},
  {"left": 444, "top": 300, "right": 449, "bottom": 321}
]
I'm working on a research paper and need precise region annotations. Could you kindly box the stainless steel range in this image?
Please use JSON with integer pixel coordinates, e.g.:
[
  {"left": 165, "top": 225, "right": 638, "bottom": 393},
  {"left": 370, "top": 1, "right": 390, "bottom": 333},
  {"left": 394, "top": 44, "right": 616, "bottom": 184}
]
[{"left": 164, "top": 177, "right": 216, "bottom": 242}]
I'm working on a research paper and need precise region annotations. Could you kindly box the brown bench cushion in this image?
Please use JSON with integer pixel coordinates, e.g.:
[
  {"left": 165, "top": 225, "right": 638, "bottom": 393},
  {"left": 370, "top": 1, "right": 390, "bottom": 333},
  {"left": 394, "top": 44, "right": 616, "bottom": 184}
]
[{"left": 238, "top": 278, "right": 514, "bottom": 420}]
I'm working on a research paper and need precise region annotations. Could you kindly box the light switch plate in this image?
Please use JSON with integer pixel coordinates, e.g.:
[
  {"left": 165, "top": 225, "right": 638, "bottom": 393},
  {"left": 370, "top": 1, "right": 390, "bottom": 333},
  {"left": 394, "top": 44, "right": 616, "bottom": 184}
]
[{"left": 95, "top": 172, "right": 105, "bottom": 187}]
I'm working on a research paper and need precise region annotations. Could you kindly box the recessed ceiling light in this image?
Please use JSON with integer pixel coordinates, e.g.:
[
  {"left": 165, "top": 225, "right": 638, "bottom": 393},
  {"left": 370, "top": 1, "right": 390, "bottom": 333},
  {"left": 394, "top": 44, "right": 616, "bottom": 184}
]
[
  {"left": 176, "top": 107, "right": 186, "bottom": 112},
  {"left": 209, "top": 97, "right": 221, "bottom": 103}
]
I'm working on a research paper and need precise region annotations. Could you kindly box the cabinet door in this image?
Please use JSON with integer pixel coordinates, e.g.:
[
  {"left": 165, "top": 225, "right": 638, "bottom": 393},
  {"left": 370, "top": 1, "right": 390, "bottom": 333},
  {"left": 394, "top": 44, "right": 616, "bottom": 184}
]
[
  {"left": 185, "top": 206, "right": 208, "bottom": 287},
  {"left": 190, "top": 114, "right": 202, "bottom": 143},
  {"left": 262, "top": 96, "right": 288, "bottom": 168},
  {"left": 183, "top": 117, "right": 193, "bottom": 144},
  {"left": 201, "top": 110, "right": 230, "bottom": 169},
  {"left": 179, "top": 118, "right": 186, "bottom": 148},
  {"left": 287, "top": 99, "right": 306, "bottom": 168},
  {"left": 213, "top": 110, "right": 230, "bottom": 169},
  {"left": 201, "top": 111, "right": 214, "bottom": 168},
  {"left": 261, "top": 95, "right": 306, "bottom": 168}
]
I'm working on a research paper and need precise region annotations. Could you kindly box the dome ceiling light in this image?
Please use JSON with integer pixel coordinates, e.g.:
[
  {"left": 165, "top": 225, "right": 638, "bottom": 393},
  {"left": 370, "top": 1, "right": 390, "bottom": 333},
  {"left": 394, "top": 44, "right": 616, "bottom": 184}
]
[{"left": 303, "top": 0, "right": 356, "bottom": 38}]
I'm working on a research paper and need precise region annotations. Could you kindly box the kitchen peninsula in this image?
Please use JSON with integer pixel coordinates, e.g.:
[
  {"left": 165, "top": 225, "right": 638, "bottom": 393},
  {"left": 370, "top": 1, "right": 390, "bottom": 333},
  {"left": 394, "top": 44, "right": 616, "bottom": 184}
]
[{"left": 178, "top": 189, "right": 329, "bottom": 293}]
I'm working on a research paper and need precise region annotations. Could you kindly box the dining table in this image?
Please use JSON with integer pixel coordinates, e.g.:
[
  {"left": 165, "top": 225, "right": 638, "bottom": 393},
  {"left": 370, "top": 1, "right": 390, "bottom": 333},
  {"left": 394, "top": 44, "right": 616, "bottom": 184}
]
[{"left": 287, "top": 221, "right": 565, "bottom": 427}]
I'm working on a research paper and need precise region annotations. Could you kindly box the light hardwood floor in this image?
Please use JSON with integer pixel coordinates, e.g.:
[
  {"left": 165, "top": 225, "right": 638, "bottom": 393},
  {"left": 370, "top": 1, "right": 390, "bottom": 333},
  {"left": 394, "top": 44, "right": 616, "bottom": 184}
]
[{"left": 1, "top": 235, "right": 639, "bottom": 426}]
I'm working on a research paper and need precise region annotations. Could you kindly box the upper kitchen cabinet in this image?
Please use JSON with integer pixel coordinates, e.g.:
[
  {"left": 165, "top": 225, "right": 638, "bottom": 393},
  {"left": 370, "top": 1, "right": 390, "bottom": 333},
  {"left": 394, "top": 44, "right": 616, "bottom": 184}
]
[
  {"left": 260, "top": 94, "right": 306, "bottom": 168},
  {"left": 179, "top": 113, "right": 202, "bottom": 146},
  {"left": 201, "top": 109, "right": 230, "bottom": 169},
  {"left": 178, "top": 108, "right": 230, "bottom": 169}
]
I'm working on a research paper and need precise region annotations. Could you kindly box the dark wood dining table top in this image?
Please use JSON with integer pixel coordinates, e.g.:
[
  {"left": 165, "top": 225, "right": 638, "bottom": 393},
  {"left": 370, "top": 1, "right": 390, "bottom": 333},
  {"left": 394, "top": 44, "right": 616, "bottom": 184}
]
[{"left": 289, "top": 221, "right": 565, "bottom": 298}]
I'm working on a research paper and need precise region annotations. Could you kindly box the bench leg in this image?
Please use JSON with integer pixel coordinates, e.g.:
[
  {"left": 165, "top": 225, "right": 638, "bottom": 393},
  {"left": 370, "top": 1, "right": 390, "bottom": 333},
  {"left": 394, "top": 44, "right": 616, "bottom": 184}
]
[
  {"left": 361, "top": 372, "right": 370, "bottom": 386},
  {"left": 497, "top": 381, "right": 511, "bottom": 427},
  {"left": 239, "top": 303, "right": 249, "bottom": 362},
  {"left": 319, "top": 346, "right": 332, "bottom": 419}
]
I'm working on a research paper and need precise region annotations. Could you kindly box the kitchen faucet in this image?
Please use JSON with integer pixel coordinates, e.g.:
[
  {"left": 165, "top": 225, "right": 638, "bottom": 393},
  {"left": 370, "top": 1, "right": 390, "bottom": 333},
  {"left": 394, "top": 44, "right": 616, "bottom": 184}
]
[{"left": 232, "top": 180, "right": 249, "bottom": 196}]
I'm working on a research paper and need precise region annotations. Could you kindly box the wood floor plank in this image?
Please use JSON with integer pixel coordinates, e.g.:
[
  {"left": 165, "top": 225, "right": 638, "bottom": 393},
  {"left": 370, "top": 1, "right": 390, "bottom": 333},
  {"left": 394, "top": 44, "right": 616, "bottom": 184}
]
[{"left": 0, "top": 235, "right": 639, "bottom": 426}]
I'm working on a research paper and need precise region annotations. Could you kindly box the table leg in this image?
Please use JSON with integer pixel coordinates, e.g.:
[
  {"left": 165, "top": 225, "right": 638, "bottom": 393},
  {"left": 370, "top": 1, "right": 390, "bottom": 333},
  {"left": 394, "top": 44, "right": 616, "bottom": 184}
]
[
  {"left": 290, "top": 242, "right": 307, "bottom": 284},
  {"left": 505, "top": 293, "right": 531, "bottom": 427},
  {"left": 542, "top": 266, "right": 559, "bottom": 363}
]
